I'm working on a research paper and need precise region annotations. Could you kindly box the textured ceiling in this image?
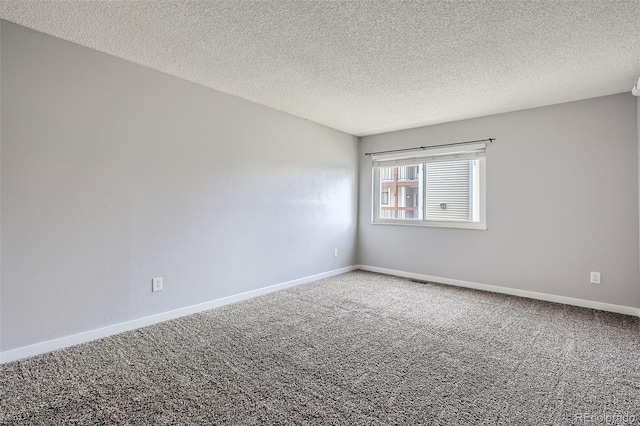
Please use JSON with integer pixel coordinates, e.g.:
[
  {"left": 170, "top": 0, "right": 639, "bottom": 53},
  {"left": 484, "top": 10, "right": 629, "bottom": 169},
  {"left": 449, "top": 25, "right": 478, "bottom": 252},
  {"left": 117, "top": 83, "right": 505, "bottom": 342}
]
[{"left": 1, "top": 1, "right": 639, "bottom": 136}]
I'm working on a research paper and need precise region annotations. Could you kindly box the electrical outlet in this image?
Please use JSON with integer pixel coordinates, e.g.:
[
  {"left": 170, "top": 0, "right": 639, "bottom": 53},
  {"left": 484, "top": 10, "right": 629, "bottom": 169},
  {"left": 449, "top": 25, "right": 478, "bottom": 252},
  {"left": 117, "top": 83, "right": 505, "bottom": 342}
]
[
  {"left": 152, "top": 276, "right": 163, "bottom": 292},
  {"left": 333, "top": 248, "right": 338, "bottom": 258},
  {"left": 590, "top": 271, "right": 601, "bottom": 284}
]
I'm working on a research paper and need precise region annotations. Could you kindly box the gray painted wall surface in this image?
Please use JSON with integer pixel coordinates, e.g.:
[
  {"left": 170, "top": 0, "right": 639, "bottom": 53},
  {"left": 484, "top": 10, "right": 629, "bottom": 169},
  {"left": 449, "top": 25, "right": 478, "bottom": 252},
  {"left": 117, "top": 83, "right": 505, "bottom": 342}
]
[
  {"left": 359, "top": 94, "right": 640, "bottom": 308},
  {"left": 0, "top": 20, "right": 3, "bottom": 353},
  {"left": 0, "top": 21, "right": 358, "bottom": 351}
]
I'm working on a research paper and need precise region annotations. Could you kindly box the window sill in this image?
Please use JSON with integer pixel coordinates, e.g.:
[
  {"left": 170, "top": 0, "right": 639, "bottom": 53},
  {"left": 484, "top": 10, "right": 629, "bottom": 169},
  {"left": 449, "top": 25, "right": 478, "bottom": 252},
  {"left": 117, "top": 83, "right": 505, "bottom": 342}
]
[{"left": 371, "top": 220, "right": 487, "bottom": 230}]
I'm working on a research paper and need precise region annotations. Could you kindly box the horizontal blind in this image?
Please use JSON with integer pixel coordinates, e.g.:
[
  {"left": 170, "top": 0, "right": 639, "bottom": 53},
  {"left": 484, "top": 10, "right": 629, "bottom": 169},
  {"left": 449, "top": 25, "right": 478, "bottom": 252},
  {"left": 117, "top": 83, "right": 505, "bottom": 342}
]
[
  {"left": 472, "top": 159, "right": 480, "bottom": 222},
  {"left": 426, "top": 160, "right": 471, "bottom": 221}
]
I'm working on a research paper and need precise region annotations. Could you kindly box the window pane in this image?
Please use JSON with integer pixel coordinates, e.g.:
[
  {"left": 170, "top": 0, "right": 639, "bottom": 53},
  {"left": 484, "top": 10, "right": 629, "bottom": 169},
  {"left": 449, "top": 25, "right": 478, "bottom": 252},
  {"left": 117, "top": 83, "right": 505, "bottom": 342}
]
[
  {"left": 425, "top": 159, "right": 479, "bottom": 222},
  {"left": 378, "top": 164, "right": 423, "bottom": 220},
  {"left": 471, "top": 159, "right": 480, "bottom": 222}
]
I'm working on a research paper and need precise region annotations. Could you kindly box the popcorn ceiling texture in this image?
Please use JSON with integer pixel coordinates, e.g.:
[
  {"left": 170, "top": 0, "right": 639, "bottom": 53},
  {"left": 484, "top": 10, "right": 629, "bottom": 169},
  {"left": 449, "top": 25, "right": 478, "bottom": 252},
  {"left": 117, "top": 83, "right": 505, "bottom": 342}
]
[{"left": 0, "top": 1, "right": 639, "bottom": 136}]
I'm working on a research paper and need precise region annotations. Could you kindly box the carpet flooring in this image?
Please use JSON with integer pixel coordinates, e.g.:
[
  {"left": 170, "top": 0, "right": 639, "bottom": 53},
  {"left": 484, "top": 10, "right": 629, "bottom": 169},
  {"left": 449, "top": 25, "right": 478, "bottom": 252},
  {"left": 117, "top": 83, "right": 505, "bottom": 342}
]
[{"left": 1, "top": 271, "right": 639, "bottom": 425}]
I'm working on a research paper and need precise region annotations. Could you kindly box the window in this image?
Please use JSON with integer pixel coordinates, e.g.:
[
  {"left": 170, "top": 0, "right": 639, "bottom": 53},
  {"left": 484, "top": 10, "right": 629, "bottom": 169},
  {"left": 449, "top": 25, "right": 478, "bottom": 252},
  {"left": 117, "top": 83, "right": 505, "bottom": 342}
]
[
  {"left": 371, "top": 142, "right": 486, "bottom": 229},
  {"left": 381, "top": 191, "right": 389, "bottom": 205}
]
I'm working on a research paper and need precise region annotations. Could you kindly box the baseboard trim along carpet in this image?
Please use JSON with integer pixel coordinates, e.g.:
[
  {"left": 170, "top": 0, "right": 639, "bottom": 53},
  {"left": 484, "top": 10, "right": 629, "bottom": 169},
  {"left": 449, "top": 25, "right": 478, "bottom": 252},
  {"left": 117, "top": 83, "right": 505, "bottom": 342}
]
[
  {"left": 3, "top": 270, "right": 638, "bottom": 423},
  {"left": 356, "top": 265, "right": 640, "bottom": 318},
  {"left": 0, "top": 266, "right": 357, "bottom": 364}
]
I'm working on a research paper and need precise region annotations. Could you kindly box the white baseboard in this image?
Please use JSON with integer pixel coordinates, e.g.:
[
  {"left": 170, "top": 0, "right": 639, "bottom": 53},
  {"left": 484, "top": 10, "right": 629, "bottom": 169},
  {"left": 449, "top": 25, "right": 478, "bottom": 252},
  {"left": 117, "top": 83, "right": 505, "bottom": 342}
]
[
  {"left": 356, "top": 265, "right": 640, "bottom": 317},
  {"left": 0, "top": 266, "right": 357, "bottom": 364},
  {"left": 3, "top": 264, "right": 636, "bottom": 364}
]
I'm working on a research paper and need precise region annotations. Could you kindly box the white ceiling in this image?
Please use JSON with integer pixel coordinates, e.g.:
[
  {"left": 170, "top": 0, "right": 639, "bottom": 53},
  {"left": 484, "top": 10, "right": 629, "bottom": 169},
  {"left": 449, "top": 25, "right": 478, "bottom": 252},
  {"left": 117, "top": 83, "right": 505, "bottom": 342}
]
[{"left": 1, "top": 1, "right": 639, "bottom": 136}]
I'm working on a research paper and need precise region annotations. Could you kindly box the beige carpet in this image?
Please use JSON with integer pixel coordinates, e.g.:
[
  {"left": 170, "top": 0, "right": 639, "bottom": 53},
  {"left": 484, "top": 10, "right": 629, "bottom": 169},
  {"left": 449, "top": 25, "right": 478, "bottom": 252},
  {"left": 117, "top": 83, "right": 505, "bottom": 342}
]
[{"left": 1, "top": 271, "right": 639, "bottom": 425}]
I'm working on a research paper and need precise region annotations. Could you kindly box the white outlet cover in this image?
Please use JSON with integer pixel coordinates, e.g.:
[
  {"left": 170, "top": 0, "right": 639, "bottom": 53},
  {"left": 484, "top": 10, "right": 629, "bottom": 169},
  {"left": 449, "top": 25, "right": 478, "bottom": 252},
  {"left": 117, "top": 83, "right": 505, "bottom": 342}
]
[
  {"left": 590, "top": 272, "right": 601, "bottom": 284},
  {"left": 152, "top": 277, "right": 163, "bottom": 292}
]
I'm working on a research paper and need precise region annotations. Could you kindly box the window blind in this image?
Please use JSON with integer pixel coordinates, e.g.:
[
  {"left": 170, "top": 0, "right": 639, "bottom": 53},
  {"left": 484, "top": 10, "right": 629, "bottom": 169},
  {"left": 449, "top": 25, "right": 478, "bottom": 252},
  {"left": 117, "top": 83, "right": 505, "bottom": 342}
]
[{"left": 426, "top": 160, "right": 474, "bottom": 222}]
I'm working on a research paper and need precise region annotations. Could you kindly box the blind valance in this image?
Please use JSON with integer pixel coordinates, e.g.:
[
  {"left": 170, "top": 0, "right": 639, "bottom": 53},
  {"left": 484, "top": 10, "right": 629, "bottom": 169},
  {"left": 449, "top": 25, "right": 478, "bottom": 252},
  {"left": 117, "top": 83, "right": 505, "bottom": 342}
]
[{"left": 371, "top": 142, "right": 486, "bottom": 167}]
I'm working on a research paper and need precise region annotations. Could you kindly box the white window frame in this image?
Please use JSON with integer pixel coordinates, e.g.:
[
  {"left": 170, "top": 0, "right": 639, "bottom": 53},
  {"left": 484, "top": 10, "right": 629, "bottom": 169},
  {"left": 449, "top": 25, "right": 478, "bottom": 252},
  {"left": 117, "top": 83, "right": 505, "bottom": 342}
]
[{"left": 371, "top": 143, "right": 487, "bottom": 230}]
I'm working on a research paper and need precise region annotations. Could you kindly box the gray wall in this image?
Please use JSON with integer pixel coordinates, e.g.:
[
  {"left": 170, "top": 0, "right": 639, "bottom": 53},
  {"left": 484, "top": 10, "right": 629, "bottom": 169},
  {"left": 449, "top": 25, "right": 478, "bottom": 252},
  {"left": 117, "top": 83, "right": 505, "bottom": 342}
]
[
  {"left": 0, "top": 21, "right": 358, "bottom": 351},
  {"left": 359, "top": 93, "right": 640, "bottom": 308},
  {"left": 0, "top": 20, "right": 3, "bottom": 353}
]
